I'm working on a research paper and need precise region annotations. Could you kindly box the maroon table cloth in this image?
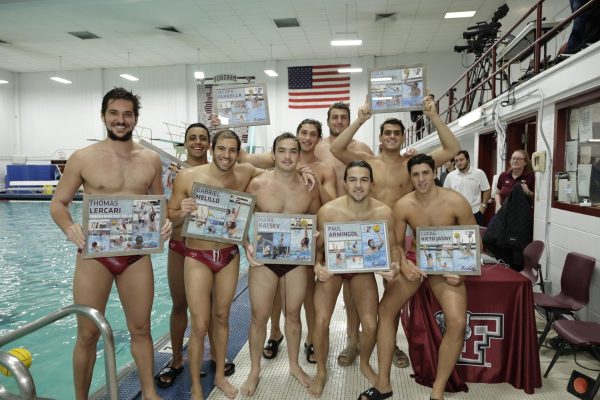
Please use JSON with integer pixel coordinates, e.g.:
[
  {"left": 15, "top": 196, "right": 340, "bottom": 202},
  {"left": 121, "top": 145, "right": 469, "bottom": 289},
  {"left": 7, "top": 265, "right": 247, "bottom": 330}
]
[{"left": 401, "top": 264, "right": 542, "bottom": 394}]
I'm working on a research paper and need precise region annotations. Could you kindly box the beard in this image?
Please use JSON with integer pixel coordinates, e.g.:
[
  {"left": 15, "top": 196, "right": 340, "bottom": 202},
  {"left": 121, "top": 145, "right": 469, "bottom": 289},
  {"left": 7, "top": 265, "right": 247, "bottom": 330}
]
[{"left": 107, "top": 128, "right": 133, "bottom": 142}]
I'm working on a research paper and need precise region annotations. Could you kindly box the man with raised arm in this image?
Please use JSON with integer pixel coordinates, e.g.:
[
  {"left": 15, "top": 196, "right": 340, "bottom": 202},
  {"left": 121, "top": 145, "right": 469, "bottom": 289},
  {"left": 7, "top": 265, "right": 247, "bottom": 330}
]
[
  {"left": 239, "top": 133, "right": 321, "bottom": 396},
  {"left": 330, "top": 94, "right": 460, "bottom": 368},
  {"left": 168, "top": 130, "right": 314, "bottom": 400},
  {"left": 358, "top": 153, "right": 475, "bottom": 400},
  {"left": 50, "top": 87, "right": 172, "bottom": 400},
  {"left": 309, "top": 160, "right": 400, "bottom": 398}
]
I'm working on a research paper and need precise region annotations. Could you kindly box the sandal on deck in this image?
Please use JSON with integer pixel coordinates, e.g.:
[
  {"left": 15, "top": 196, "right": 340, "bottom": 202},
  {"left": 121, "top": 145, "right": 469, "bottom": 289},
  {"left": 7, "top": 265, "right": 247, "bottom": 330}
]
[
  {"left": 155, "top": 365, "right": 184, "bottom": 388},
  {"left": 357, "top": 387, "right": 393, "bottom": 400},
  {"left": 392, "top": 346, "right": 410, "bottom": 368},
  {"left": 262, "top": 336, "right": 284, "bottom": 359},
  {"left": 304, "top": 342, "right": 316, "bottom": 364},
  {"left": 205, "top": 359, "right": 236, "bottom": 377},
  {"left": 337, "top": 344, "right": 359, "bottom": 366}
]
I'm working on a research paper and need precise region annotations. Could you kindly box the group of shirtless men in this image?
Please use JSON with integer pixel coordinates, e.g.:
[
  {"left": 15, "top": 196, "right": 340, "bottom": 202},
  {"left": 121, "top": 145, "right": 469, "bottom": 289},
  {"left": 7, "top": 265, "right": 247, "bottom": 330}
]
[{"left": 51, "top": 87, "right": 476, "bottom": 400}]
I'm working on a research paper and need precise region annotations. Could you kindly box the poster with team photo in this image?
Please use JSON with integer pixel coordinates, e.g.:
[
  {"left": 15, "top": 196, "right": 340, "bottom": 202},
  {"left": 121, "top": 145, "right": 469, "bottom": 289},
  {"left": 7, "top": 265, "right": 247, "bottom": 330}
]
[
  {"left": 415, "top": 225, "right": 481, "bottom": 275},
  {"left": 368, "top": 64, "right": 426, "bottom": 113},
  {"left": 253, "top": 213, "right": 316, "bottom": 265},
  {"left": 82, "top": 195, "right": 166, "bottom": 258},
  {"left": 213, "top": 83, "right": 270, "bottom": 128},
  {"left": 182, "top": 183, "right": 256, "bottom": 245},
  {"left": 139, "top": 139, "right": 189, "bottom": 200},
  {"left": 324, "top": 220, "right": 391, "bottom": 274}
]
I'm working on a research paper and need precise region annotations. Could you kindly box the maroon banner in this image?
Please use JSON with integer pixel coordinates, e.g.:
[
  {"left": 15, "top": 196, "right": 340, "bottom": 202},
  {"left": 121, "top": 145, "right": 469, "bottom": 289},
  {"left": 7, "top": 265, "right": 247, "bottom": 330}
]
[{"left": 402, "top": 264, "right": 542, "bottom": 394}]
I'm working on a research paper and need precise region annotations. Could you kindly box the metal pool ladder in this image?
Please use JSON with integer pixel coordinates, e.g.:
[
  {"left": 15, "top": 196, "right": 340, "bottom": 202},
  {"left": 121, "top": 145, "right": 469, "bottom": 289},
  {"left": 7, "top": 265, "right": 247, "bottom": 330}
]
[{"left": 0, "top": 305, "right": 118, "bottom": 400}]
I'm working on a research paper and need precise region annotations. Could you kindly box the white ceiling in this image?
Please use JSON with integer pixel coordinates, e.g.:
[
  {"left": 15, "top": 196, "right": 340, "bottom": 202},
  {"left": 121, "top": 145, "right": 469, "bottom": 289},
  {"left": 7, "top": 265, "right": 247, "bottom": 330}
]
[{"left": 0, "top": 0, "right": 527, "bottom": 73}]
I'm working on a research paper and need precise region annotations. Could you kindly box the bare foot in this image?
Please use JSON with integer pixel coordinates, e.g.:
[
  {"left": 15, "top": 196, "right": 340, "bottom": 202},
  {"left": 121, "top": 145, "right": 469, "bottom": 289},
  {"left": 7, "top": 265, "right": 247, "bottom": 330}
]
[
  {"left": 308, "top": 374, "right": 327, "bottom": 398},
  {"left": 190, "top": 384, "right": 204, "bottom": 400},
  {"left": 215, "top": 377, "right": 239, "bottom": 399},
  {"left": 240, "top": 371, "right": 260, "bottom": 396},
  {"left": 359, "top": 362, "right": 378, "bottom": 385},
  {"left": 290, "top": 365, "right": 313, "bottom": 388}
]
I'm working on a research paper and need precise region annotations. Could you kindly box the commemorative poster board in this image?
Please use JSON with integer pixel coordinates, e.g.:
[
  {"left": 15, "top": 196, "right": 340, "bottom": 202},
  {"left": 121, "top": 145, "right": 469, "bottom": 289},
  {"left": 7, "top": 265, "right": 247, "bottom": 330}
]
[
  {"left": 252, "top": 213, "right": 317, "bottom": 265},
  {"left": 324, "top": 220, "right": 391, "bottom": 274},
  {"left": 415, "top": 225, "right": 481, "bottom": 275},
  {"left": 139, "top": 139, "right": 189, "bottom": 200},
  {"left": 182, "top": 183, "right": 256, "bottom": 245},
  {"left": 213, "top": 83, "right": 270, "bottom": 128},
  {"left": 368, "top": 64, "right": 426, "bottom": 113},
  {"left": 81, "top": 195, "right": 166, "bottom": 258}
]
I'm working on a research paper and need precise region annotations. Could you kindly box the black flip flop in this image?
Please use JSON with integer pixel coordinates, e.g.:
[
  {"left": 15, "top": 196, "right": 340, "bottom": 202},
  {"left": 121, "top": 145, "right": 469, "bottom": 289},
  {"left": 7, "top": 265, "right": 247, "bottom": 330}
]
[
  {"left": 262, "top": 336, "right": 284, "bottom": 359},
  {"left": 155, "top": 365, "right": 184, "bottom": 389},
  {"left": 304, "top": 342, "right": 316, "bottom": 364},
  {"left": 204, "top": 359, "right": 236, "bottom": 377},
  {"left": 357, "top": 387, "right": 393, "bottom": 400}
]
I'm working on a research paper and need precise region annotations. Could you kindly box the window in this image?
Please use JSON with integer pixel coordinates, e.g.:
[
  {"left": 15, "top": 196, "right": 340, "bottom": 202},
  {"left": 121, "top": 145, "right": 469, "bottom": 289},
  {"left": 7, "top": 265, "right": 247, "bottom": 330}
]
[{"left": 553, "top": 89, "right": 600, "bottom": 217}]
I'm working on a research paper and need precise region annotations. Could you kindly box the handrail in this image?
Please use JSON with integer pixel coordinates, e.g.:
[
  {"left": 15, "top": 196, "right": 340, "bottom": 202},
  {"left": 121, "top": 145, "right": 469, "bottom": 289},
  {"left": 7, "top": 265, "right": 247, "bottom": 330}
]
[
  {"left": 0, "top": 351, "right": 36, "bottom": 399},
  {"left": 405, "top": 0, "right": 600, "bottom": 144},
  {"left": 0, "top": 305, "right": 118, "bottom": 400}
]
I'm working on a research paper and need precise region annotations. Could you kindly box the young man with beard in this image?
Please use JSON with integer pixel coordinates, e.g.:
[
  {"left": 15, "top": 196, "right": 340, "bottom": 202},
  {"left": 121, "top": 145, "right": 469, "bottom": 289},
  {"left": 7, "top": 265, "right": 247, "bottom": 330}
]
[
  {"left": 239, "top": 133, "right": 321, "bottom": 396},
  {"left": 50, "top": 87, "right": 172, "bottom": 400},
  {"left": 309, "top": 161, "right": 400, "bottom": 398},
  {"left": 168, "top": 130, "right": 314, "bottom": 400},
  {"left": 443, "top": 150, "right": 490, "bottom": 226},
  {"left": 359, "top": 154, "right": 475, "bottom": 400}
]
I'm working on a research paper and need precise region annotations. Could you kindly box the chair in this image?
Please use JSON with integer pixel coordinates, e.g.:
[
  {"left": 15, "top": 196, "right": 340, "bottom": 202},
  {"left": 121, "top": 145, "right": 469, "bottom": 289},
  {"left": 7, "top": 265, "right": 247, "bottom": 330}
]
[
  {"left": 521, "top": 240, "right": 545, "bottom": 292},
  {"left": 534, "top": 252, "right": 596, "bottom": 348},
  {"left": 543, "top": 320, "right": 600, "bottom": 399}
]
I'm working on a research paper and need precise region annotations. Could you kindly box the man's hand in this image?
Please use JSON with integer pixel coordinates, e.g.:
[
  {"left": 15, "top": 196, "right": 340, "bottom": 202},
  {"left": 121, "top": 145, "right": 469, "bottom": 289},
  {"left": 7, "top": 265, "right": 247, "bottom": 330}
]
[
  {"left": 243, "top": 241, "right": 264, "bottom": 267},
  {"left": 209, "top": 114, "right": 221, "bottom": 128},
  {"left": 314, "top": 262, "right": 333, "bottom": 282},
  {"left": 377, "top": 261, "right": 400, "bottom": 282},
  {"left": 400, "top": 259, "right": 426, "bottom": 282},
  {"left": 358, "top": 103, "right": 372, "bottom": 124},
  {"left": 180, "top": 198, "right": 197, "bottom": 214},
  {"left": 161, "top": 218, "right": 173, "bottom": 241},
  {"left": 65, "top": 223, "right": 86, "bottom": 249},
  {"left": 443, "top": 274, "right": 466, "bottom": 286},
  {"left": 401, "top": 148, "right": 418, "bottom": 159},
  {"left": 422, "top": 91, "right": 438, "bottom": 118},
  {"left": 297, "top": 166, "right": 316, "bottom": 191}
]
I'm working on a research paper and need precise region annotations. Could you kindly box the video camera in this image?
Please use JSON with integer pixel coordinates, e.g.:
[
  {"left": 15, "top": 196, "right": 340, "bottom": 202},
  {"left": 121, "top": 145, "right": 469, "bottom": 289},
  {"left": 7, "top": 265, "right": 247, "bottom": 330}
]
[{"left": 454, "top": 3, "right": 509, "bottom": 56}]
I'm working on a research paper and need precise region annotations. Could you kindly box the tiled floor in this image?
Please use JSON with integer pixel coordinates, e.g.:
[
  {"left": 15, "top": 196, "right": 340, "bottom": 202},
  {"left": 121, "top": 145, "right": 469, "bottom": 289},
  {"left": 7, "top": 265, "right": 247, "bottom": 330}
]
[{"left": 207, "top": 281, "right": 600, "bottom": 400}]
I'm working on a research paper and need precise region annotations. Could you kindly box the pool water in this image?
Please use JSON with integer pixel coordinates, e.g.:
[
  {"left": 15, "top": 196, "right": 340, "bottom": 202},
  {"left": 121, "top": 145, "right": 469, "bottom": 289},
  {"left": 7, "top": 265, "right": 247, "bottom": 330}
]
[{"left": 0, "top": 202, "right": 247, "bottom": 399}]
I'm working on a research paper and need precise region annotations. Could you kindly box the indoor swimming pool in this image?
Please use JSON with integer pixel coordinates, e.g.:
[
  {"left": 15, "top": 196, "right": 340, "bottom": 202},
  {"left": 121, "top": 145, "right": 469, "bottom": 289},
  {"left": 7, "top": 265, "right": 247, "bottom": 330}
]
[{"left": 0, "top": 201, "right": 248, "bottom": 399}]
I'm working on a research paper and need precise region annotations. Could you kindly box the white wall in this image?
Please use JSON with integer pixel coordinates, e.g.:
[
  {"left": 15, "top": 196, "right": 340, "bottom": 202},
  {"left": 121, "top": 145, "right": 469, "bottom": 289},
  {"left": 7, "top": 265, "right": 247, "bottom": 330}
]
[
  {"left": 0, "top": 52, "right": 464, "bottom": 166},
  {"left": 0, "top": 68, "right": 18, "bottom": 183}
]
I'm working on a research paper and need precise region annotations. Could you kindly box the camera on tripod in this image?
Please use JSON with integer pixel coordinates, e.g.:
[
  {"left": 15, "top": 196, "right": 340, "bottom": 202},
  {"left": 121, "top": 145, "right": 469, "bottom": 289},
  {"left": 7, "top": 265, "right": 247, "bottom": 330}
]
[{"left": 454, "top": 3, "right": 509, "bottom": 56}]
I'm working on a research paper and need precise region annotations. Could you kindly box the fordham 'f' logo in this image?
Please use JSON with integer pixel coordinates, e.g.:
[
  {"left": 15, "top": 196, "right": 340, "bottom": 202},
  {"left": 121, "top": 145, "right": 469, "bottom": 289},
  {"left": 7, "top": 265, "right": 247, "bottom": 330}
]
[{"left": 434, "top": 311, "right": 504, "bottom": 367}]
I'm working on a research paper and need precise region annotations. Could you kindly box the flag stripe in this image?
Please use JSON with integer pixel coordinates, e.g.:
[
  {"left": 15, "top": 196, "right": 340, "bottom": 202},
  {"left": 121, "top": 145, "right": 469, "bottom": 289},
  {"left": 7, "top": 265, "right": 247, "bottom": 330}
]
[
  {"left": 290, "top": 90, "right": 350, "bottom": 96},
  {"left": 288, "top": 64, "right": 351, "bottom": 108}
]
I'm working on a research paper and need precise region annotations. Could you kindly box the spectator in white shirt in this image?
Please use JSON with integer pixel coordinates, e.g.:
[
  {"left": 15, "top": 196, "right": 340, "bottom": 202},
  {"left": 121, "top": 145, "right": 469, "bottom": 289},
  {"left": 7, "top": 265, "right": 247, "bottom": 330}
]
[{"left": 443, "top": 150, "right": 491, "bottom": 225}]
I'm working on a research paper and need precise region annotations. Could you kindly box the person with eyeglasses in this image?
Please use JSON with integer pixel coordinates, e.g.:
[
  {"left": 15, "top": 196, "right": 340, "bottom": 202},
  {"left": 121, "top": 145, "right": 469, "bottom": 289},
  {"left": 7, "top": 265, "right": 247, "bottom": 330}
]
[{"left": 495, "top": 149, "right": 535, "bottom": 212}]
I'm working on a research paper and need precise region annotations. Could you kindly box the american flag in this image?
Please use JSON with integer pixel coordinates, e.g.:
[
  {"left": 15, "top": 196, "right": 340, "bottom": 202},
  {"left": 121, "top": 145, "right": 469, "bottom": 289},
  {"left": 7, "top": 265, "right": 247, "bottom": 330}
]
[{"left": 288, "top": 64, "right": 351, "bottom": 109}]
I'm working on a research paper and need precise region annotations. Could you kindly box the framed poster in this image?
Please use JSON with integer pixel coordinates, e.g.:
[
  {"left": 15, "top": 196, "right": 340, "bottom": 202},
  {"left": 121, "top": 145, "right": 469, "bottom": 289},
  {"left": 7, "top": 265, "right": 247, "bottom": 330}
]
[
  {"left": 139, "top": 139, "right": 189, "bottom": 200},
  {"left": 213, "top": 83, "right": 270, "bottom": 128},
  {"left": 368, "top": 64, "right": 426, "bottom": 113},
  {"left": 415, "top": 225, "right": 481, "bottom": 275},
  {"left": 182, "top": 183, "right": 256, "bottom": 245},
  {"left": 324, "top": 220, "right": 391, "bottom": 274},
  {"left": 253, "top": 213, "right": 316, "bottom": 265},
  {"left": 82, "top": 195, "right": 166, "bottom": 258}
]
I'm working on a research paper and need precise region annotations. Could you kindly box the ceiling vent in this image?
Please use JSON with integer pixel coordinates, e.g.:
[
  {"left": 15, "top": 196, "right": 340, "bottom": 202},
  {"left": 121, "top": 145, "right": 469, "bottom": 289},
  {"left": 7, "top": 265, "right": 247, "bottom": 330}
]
[
  {"left": 68, "top": 31, "right": 100, "bottom": 40},
  {"left": 273, "top": 18, "right": 300, "bottom": 28},
  {"left": 375, "top": 13, "right": 398, "bottom": 23},
  {"left": 157, "top": 26, "right": 181, "bottom": 34}
]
